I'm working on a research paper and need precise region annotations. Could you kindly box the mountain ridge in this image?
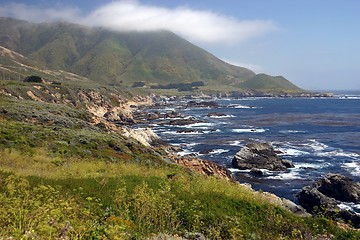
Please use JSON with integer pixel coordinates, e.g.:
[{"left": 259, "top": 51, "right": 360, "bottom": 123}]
[{"left": 0, "top": 17, "right": 303, "bottom": 94}]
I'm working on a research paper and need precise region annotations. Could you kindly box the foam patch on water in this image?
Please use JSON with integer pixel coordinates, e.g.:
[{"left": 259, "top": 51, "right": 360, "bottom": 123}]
[
  {"left": 277, "top": 147, "right": 310, "bottom": 157},
  {"left": 177, "top": 149, "right": 194, "bottom": 156},
  {"left": 209, "top": 149, "right": 230, "bottom": 155},
  {"left": 338, "top": 203, "right": 360, "bottom": 214},
  {"left": 232, "top": 128, "right": 267, "bottom": 133},
  {"left": 187, "top": 142, "right": 200, "bottom": 147},
  {"left": 162, "top": 130, "right": 204, "bottom": 135},
  {"left": 228, "top": 104, "right": 253, "bottom": 109},
  {"left": 266, "top": 171, "right": 304, "bottom": 180},
  {"left": 162, "top": 107, "right": 176, "bottom": 111},
  {"left": 316, "top": 150, "right": 360, "bottom": 159},
  {"left": 294, "top": 163, "right": 322, "bottom": 169},
  {"left": 307, "top": 139, "right": 329, "bottom": 151},
  {"left": 343, "top": 162, "right": 360, "bottom": 176},
  {"left": 227, "top": 168, "right": 251, "bottom": 173},
  {"left": 228, "top": 140, "right": 244, "bottom": 146},
  {"left": 184, "top": 122, "right": 215, "bottom": 129},
  {"left": 208, "top": 114, "right": 235, "bottom": 119},
  {"left": 279, "top": 130, "right": 307, "bottom": 134}
]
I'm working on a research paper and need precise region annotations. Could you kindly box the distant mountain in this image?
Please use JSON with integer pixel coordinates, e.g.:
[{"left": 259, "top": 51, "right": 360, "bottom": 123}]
[{"left": 0, "top": 17, "right": 303, "bottom": 94}]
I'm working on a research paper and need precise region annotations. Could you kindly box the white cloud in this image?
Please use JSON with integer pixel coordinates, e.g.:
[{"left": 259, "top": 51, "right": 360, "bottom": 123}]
[
  {"left": 0, "top": 0, "right": 278, "bottom": 45},
  {"left": 221, "top": 59, "right": 264, "bottom": 73},
  {"left": 0, "top": 3, "right": 82, "bottom": 23}
]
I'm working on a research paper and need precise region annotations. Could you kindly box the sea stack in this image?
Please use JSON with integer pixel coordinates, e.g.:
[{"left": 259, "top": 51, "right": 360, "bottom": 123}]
[{"left": 232, "top": 142, "right": 294, "bottom": 171}]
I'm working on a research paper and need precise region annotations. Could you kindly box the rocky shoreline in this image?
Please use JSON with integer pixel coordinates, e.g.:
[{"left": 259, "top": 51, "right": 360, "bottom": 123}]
[
  {"left": 117, "top": 94, "right": 360, "bottom": 228},
  {"left": 6, "top": 80, "right": 357, "bottom": 227}
]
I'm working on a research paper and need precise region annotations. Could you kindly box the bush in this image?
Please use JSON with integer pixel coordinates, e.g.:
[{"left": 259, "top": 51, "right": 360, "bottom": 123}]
[{"left": 23, "top": 75, "right": 43, "bottom": 83}]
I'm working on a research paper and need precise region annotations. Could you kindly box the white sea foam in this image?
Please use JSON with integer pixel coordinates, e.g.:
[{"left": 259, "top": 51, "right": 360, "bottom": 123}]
[
  {"left": 316, "top": 150, "right": 360, "bottom": 159},
  {"left": 232, "top": 128, "right": 267, "bottom": 133},
  {"left": 228, "top": 104, "right": 252, "bottom": 109},
  {"left": 227, "top": 168, "right": 251, "bottom": 173},
  {"left": 266, "top": 171, "right": 304, "bottom": 180},
  {"left": 177, "top": 149, "right": 194, "bottom": 156},
  {"left": 162, "top": 130, "right": 204, "bottom": 135},
  {"left": 306, "top": 139, "right": 329, "bottom": 152},
  {"left": 277, "top": 148, "right": 310, "bottom": 157},
  {"left": 228, "top": 140, "right": 244, "bottom": 146},
  {"left": 279, "top": 130, "right": 307, "bottom": 134},
  {"left": 209, "top": 149, "right": 230, "bottom": 155},
  {"left": 338, "top": 96, "right": 360, "bottom": 100},
  {"left": 208, "top": 114, "right": 235, "bottom": 119},
  {"left": 187, "top": 142, "right": 200, "bottom": 147},
  {"left": 343, "top": 162, "right": 360, "bottom": 176},
  {"left": 338, "top": 203, "right": 353, "bottom": 211},
  {"left": 162, "top": 107, "right": 176, "bottom": 111},
  {"left": 338, "top": 202, "right": 360, "bottom": 213},
  {"left": 185, "top": 122, "right": 215, "bottom": 128},
  {"left": 294, "top": 163, "right": 321, "bottom": 169}
]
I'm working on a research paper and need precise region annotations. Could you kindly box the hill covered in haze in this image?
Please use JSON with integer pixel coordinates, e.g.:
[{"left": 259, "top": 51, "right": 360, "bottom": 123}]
[{"left": 0, "top": 17, "right": 303, "bottom": 94}]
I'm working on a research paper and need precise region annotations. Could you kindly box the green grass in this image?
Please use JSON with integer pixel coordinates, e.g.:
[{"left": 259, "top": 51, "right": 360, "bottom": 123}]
[
  {"left": 0, "top": 119, "right": 359, "bottom": 239},
  {"left": 0, "top": 84, "right": 359, "bottom": 239}
]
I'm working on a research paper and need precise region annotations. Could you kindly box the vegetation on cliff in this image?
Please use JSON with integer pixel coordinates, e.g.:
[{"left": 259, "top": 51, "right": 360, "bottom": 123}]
[{"left": 0, "top": 78, "right": 359, "bottom": 239}]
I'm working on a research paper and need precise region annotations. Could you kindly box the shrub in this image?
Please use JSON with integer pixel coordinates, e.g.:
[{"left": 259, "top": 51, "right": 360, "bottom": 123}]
[{"left": 23, "top": 75, "right": 43, "bottom": 83}]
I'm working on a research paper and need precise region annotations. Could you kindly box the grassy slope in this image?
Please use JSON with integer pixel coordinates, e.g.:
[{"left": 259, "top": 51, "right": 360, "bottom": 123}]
[
  {"left": 0, "top": 17, "right": 305, "bottom": 94},
  {"left": 239, "top": 74, "right": 303, "bottom": 93},
  {"left": 0, "top": 82, "right": 359, "bottom": 239}
]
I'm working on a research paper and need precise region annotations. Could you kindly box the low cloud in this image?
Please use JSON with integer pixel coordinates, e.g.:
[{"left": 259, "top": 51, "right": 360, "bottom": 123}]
[
  {"left": 0, "top": 3, "right": 82, "bottom": 23},
  {"left": 221, "top": 59, "right": 264, "bottom": 73},
  {"left": 0, "top": 0, "right": 278, "bottom": 44}
]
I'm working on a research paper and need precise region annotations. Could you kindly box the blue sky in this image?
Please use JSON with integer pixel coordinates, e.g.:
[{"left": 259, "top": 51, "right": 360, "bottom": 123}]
[{"left": 1, "top": 0, "right": 359, "bottom": 90}]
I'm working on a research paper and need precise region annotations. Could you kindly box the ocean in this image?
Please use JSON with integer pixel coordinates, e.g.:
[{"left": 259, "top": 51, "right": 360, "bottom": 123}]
[{"left": 146, "top": 92, "right": 360, "bottom": 210}]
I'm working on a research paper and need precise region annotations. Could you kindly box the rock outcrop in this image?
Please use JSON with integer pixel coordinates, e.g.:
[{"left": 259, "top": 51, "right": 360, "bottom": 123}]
[
  {"left": 186, "top": 100, "right": 219, "bottom": 108},
  {"left": 170, "top": 153, "right": 232, "bottom": 180},
  {"left": 232, "top": 142, "right": 294, "bottom": 171},
  {"left": 120, "top": 127, "right": 163, "bottom": 147},
  {"left": 298, "top": 174, "right": 360, "bottom": 227}
]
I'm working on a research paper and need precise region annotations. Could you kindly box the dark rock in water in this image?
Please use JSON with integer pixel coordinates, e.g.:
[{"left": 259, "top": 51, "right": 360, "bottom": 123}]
[
  {"left": 317, "top": 173, "right": 360, "bottom": 203},
  {"left": 298, "top": 173, "right": 360, "bottom": 227},
  {"left": 169, "top": 118, "right": 204, "bottom": 126},
  {"left": 282, "top": 159, "right": 295, "bottom": 168},
  {"left": 250, "top": 168, "right": 263, "bottom": 176},
  {"left": 177, "top": 129, "right": 202, "bottom": 134},
  {"left": 232, "top": 142, "right": 294, "bottom": 171},
  {"left": 199, "top": 149, "right": 213, "bottom": 155},
  {"left": 207, "top": 112, "right": 226, "bottom": 117},
  {"left": 147, "top": 112, "right": 160, "bottom": 120},
  {"left": 187, "top": 100, "right": 219, "bottom": 108}
]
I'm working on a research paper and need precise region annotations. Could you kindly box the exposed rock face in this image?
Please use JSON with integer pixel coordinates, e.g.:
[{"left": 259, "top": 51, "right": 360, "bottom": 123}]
[
  {"left": 171, "top": 154, "right": 232, "bottom": 180},
  {"left": 168, "top": 118, "right": 204, "bottom": 126},
  {"left": 232, "top": 142, "right": 294, "bottom": 171},
  {"left": 120, "top": 127, "right": 163, "bottom": 147},
  {"left": 207, "top": 112, "right": 227, "bottom": 117},
  {"left": 186, "top": 100, "right": 219, "bottom": 108},
  {"left": 298, "top": 174, "right": 360, "bottom": 227},
  {"left": 260, "top": 191, "right": 309, "bottom": 217},
  {"left": 316, "top": 174, "right": 360, "bottom": 203}
]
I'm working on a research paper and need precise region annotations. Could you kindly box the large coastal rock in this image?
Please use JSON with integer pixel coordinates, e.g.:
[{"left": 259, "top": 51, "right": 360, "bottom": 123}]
[
  {"left": 120, "top": 127, "right": 163, "bottom": 147},
  {"left": 298, "top": 174, "right": 360, "bottom": 227},
  {"left": 173, "top": 156, "right": 232, "bottom": 179},
  {"left": 232, "top": 142, "right": 294, "bottom": 171},
  {"left": 316, "top": 174, "right": 360, "bottom": 203}
]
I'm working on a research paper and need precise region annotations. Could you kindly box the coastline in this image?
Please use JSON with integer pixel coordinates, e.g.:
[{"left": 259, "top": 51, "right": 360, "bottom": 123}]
[{"left": 126, "top": 92, "right": 360, "bottom": 223}]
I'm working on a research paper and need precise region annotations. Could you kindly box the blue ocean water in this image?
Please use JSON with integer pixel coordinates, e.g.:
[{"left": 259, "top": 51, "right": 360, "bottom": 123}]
[{"left": 150, "top": 93, "right": 360, "bottom": 205}]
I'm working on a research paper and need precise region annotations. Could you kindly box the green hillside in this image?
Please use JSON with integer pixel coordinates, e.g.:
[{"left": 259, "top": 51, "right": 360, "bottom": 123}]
[
  {"left": 0, "top": 17, "right": 304, "bottom": 94},
  {"left": 240, "top": 73, "right": 303, "bottom": 93}
]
